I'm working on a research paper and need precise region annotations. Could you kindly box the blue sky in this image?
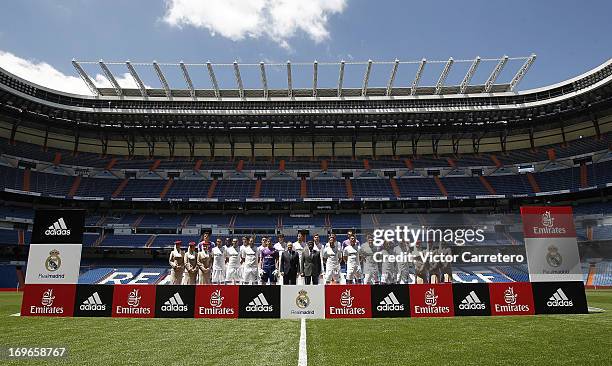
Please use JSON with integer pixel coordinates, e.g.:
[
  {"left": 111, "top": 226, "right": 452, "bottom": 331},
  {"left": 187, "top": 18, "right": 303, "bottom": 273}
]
[{"left": 0, "top": 0, "right": 610, "bottom": 95}]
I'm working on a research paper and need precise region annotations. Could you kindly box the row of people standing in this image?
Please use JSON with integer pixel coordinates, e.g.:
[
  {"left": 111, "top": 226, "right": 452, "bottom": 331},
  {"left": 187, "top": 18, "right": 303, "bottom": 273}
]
[{"left": 168, "top": 231, "right": 452, "bottom": 285}]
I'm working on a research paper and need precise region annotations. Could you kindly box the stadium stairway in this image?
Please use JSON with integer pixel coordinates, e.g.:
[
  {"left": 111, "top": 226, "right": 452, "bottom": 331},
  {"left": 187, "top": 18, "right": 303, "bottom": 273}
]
[
  {"left": 145, "top": 234, "right": 156, "bottom": 248},
  {"left": 279, "top": 159, "right": 285, "bottom": 172},
  {"left": 105, "top": 157, "right": 117, "bottom": 170},
  {"left": 207, "top": 179, "right": 217, "bottom": 198},
  {"left": 193, "top": 159, "right": 202, "bottom": 172},
  {"left": 159, "top": 178, "right": 173, "bottom": 199},
  {"left": 479, "top": 176, "right": 497, "bottom": 195},
  {"left": 321, "top": 159, "right": 328, "bottom": 171},
  {"left": 236, "top": 159, "right": 244, "bottom": 172},
  {"left": 300, "top": 177, "right": 307, "bottom": 198},
  {"left": 389, "top": 178, "right": 401, "bottom": 198},
  {"left": 253, "top": 179, "right": 262, "bottom": 198},
  {"left": 132, "top": 215, "right": 144, "bottom": 228},
  {"left": 490, "top": 154, "right": 503, "bottom": 168},
  {"left": 586, "top": 264, "right": 596, "bottom": 287},
  {"left": 526, "top": 172, "right": 541, "bottom": 193},
  {"left": 404, "top": 159, "right": 414, "bottom": 170},
  {"left": 149, "top": 159, "right": 161, "bottom": 171},
  {"left": 68, "top": 176, "right": 81, "bottom": 197},
  {"left": 53, "top": 152, "right": 61, "bottom": 166},
  {"left": 345, "top": 178, "right": 353, "bottom": 198},
  {"left": 112, "top": 178, "right": 129, "bottom": 197},
  {"left": 22, "top": 168, "right": 31, "bottom": 192},
  {"left": 434, "top": 176, "right": 448, "bottom": 196},
  {"left": 580, "top": 162, "right": 589, "bottom": 188}
]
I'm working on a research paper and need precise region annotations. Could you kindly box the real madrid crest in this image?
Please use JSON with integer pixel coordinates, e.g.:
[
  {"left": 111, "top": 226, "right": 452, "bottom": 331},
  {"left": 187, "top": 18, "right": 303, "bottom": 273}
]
[
  {"left": 546, "top": 245, "right": 562, "bottom": 268},
  {"left": 296, "top": 290, "right": 310, "bottom": 309},
  {"left": 45, "top": 249, "right": 62, "bottom": 272}
]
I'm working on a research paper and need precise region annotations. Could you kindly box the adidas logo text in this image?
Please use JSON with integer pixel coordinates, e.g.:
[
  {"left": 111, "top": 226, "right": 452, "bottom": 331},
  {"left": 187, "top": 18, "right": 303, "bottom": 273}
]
[{"left": 45, "top": 218, "right": 71, "bottom": 236}]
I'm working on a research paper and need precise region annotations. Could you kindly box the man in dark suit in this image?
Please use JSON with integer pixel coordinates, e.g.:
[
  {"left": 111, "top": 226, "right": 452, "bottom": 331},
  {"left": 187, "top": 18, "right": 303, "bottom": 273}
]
[
  {"left": 301, "top": 241, "right": 322, "bottom": 285},
  {"left": 280, "top": 242, "right": 300, "bottom": 285}
]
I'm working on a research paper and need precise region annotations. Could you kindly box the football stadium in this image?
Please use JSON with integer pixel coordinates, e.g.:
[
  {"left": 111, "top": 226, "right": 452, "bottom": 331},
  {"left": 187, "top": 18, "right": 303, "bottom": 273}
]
[{"left": 1, "top": 1, "right": 612, "bottom": 365}]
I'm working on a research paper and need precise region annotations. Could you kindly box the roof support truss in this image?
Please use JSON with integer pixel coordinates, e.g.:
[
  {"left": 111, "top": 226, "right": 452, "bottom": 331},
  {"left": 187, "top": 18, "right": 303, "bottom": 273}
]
[
  {"left": 287, "top": 61, "right": 293, "bottom": 98},
  {"left": 484, "top": 56, "right": 509, "bottom": 92},
  {"left": 509, "top": 54, "right": 536, "bottom": 91},
  {"left": 98, "top": 60, "right": 122, "bottom": 97},
  {"left": 337, "top": 61, "right": 345, "bottom": 97},
  {"left": 233, "top": 61, "right": 245, "bottom": 99},
  {"left": 125, "top": 61, "right": 147, "bottom": 98},
  {"left": 152, "top": 61, "right": 172, "bottom": 99},
  {"left": 435, "top": 57, "right": 454, "bottom": 94},
  {"left": 71, "top": 60, "right": 99, "bottom": 97},
  {"left": 259, "top": 62, "right": 269, "bottom": 98},
  {"left": 459, "top": 57, "right": 481, "bottom": 94},
  {"left": 411, "top": 59, "right": 426, "bottom": 96},
  {"left": 361, "top": 59, "right": 373, "bottom": 96},
  {"left": 386, "top": 59, "right": 399, "bottom": 96},
  {"left": 313, "top": 61, "right": 318, "bottom": 97},
  {"left": 206, "top": 62, "right": 220, "bottom": 98},
  {"left": 179, "top": 62, "right": 196, "bottom": 100}
]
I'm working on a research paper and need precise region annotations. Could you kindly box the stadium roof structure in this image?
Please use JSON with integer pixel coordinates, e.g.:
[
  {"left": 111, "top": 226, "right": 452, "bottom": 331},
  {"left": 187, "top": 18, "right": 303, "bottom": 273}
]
[{"left": 71, "top": 55, "right": 536, "bottom": 100}]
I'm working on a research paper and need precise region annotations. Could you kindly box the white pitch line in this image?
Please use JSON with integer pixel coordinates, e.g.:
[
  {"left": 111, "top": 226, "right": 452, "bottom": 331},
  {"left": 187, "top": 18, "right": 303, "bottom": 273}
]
[{"left": 298, "top": 318, "right": 307, "bottom": 366}]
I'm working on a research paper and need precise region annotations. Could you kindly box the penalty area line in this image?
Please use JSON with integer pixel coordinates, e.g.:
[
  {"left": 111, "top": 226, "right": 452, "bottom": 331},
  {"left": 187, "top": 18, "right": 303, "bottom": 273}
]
[{"left": 298, "top": 318, "right": 307, "bottom": 366}]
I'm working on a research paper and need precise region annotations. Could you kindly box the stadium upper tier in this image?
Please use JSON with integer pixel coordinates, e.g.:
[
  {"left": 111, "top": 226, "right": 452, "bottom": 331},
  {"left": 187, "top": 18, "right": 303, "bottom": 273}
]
[{"left": 0, "top": 58, "right": 611, "bottom": 137}]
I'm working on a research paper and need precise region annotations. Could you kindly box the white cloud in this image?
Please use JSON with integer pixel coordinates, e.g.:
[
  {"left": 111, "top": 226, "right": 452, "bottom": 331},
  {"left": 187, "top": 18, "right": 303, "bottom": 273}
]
[
  {"left": 163, "top": 0, "right": 347, "bottom": 49},
  {"left": 0, "top": 50, "right": 146, "bottom": 95}
]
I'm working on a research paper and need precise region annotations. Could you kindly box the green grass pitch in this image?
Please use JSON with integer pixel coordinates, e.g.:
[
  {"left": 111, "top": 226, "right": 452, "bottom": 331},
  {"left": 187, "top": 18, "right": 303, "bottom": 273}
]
[{"left": 0, "top": 290, "right": 611, "bottom": 365}]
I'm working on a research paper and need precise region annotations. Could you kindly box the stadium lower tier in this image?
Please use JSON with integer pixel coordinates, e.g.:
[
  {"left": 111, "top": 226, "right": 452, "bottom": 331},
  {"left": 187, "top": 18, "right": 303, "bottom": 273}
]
[
  {"left": 19, "top": 281, "right": 590, "bottom": 318},
  {"left": 1, "top": 157, "right": 612, "bottom": 201}
]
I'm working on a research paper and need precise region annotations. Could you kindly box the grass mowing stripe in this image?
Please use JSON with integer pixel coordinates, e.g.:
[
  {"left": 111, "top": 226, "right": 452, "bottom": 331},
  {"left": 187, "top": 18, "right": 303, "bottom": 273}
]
[
  {"left": 306, "top": 290, "right": 612, "bottom": 366},
  {"left": 0, "top": 292, "right": 300, "bottom": 366}
]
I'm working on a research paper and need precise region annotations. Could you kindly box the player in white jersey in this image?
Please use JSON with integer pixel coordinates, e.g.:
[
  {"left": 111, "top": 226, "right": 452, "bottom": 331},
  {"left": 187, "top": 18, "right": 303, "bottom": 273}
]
[
  {"left": 343, "top": 235, "right": 361, "bottom": 284},
  {"left": 183, "top": 241, "right": 198, "bottom": 285},
  {"left": 240, "top": 239, "right": 259, "bottom": 285},
  {"left": 168, "top": 240, "right": 185, "bottom": 285},
  {"left": 211, "top": 238, "right": 226, "bottom": 284},
  {"left": 322, "top": 234, "right": 342, "bottom": 284},
  {"left": 359, "top": 235, "right": 379, "bottom": 284},
  {"left": 225, "top": 238, "right": 241, "bottom": 284},
  {"left": 379, "top": 241, "right": 397, "bottom": 284},
  {"left": 394, "top": 240, "right": 411, "bottom": 284}
]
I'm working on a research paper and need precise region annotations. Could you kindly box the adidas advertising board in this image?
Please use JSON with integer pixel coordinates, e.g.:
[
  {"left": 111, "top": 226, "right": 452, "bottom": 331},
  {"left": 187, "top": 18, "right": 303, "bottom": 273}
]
[
  {"left": 280, "top": 285, "right": 325, "bottom": 319},
  {"left": 195, "top": 285, "right": 239, "bottom": 318},
  {"left": 452, "top": 283, "right": 491, "bottom": 316},
  {"left": 25, "top": 244, "right": 82, "bottom": 285},
  {"left": 325, "top": 285, "right": 372, "bottom": 318},
  {"left": 489, "top": 282, "right": 535, "bottom": 316},
  {"left": 111, "top": 285, "right": 156, "bottom": 318},
  {"left": 155, "top": 285, "right": 195, "bottom": 318},
  {"left": 409, "top": 284, "right": 454, "bottom": 317},
  {"left": 531, "top": 281, "right": 588, "bottom": 314},
  {"left": 31, "top": 209, "right": 85, "bottom": 244},
  {"left": 521, "top": 206, "right": 582, "bottom": 282},
  {"left": 21, "top": 284, "right": 76, "bottom": 317},
  {"left": 73, "top": 285, "right": 113, "bottom": 317},
  {"left": 370, "top": 285, "right": 410, "bottom": 318},
  {"left": 239, "top": 285, "right": 281, "bottom": 318}
]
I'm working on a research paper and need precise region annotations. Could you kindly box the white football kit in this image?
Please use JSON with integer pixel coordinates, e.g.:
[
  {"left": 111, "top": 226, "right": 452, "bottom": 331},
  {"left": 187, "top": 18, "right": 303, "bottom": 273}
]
[
  {"left": 359, "top": 244, "right": 379, "bottom": 284},
  {"left": 225, "top": 246, "right": 241, "bottom": 283},
  {"left": 394, "top": 245, "right": 411, "bottom": 283},
  {"left": 211, "top": 246, "right": 226, "bottom": 284},
  {"left": 380, "top": 248, "right": 397, "bottom": 284},
  {"left": 343, "top": 245, "right": 361, "bottom": 281},
  {"left": 322, "top": 244, "right": 342, "bottom": 283},
  {"left": 241, "top": 245, "right": 259, "bottom": 284}
]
